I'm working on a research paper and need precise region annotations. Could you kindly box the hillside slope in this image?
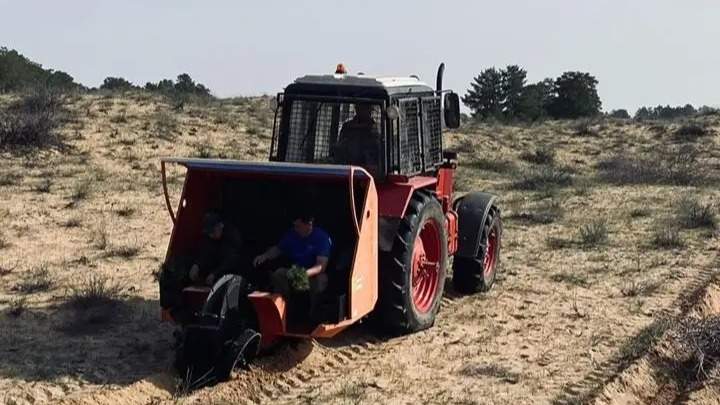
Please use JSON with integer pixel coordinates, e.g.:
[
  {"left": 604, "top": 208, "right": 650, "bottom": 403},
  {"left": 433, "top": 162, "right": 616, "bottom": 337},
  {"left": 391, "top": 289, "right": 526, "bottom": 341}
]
[{"left": 0, "top": 94, "right": 718, "bottom": 404}]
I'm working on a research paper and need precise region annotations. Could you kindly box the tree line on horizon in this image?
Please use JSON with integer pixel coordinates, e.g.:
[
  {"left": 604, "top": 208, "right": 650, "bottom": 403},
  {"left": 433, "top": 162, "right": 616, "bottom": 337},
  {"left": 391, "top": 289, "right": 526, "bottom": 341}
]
[
  {"left": 0, "top": 46, "right": 211, "bottom": 100},
  {"left": 2, "top": 46, "right": 716, "bottom": 119},
  {"left": 462, "top": 65, "right": 718, "bottom": 122}
]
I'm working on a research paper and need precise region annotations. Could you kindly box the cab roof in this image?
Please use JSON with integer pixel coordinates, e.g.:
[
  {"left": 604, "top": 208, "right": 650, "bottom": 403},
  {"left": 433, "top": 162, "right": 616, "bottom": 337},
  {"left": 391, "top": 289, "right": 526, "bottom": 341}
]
[{"left": 285, "top": 74, "right": 436, "bottom": 98}]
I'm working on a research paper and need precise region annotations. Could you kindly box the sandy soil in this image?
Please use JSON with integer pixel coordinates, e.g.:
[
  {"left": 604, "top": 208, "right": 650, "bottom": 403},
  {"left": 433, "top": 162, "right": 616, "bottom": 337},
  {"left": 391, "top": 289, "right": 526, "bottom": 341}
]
[{"left": 1, "top": 94, "right": 718, "bottom": 404}]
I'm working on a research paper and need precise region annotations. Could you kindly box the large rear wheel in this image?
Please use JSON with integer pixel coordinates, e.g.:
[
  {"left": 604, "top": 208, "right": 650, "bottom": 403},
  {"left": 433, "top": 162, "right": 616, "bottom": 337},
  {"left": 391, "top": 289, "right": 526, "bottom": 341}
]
[
  {"left": 376, "top": 191, "right": 448, "bottom": 334},
  {"left": 453, "top": 205, "right": 502, "bottom": 294}
]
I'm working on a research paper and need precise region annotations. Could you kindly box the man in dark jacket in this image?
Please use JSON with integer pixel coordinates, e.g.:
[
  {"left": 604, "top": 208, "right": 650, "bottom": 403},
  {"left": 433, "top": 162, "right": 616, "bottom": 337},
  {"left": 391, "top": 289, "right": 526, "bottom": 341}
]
[
  {"left": 189, "top": 213, "right": 244, "bottom": 286},
  {"left": 333, "top": 103, "right": 380, "bottom": 171}
]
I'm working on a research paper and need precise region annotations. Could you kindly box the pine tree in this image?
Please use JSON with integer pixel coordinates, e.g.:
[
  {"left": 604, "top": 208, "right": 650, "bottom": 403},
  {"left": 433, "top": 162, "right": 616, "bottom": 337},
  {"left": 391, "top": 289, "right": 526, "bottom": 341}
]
[
  {"left": 500, "top": 65, "right": 527, "bottom": 119},
  {"left": 462, "top": 68, "right": 503, "bottom": 119},
  {"left": 547, "top": 72, "right": 601, "bottom": 119}
]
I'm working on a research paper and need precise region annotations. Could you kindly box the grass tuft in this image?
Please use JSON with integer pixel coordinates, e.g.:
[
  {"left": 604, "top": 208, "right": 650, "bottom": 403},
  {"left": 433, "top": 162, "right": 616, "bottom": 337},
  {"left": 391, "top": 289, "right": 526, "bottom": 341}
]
[
  {"left": 651, "top": 224, "right": 684, "bottom": 249},
  {"left": 13, "top": 264, "right": 53, "bottom": 293},
  {"left": 676, "top": 198, "right": 716, "bottom": 229},
  {"left": 578, "top": 219, "right": 609, "bottom": 247},
  {"left": 6, "top": 297, "right": 28, "bottom": 318},
  {"left": 519, "top": 147, "right": 555, "bottom": 165},
  {"left": 511, "top": 166, "right": 573, "bottom": 191},
  {"left": 66, "top": 275, "right": 124, "bottom": 309}
]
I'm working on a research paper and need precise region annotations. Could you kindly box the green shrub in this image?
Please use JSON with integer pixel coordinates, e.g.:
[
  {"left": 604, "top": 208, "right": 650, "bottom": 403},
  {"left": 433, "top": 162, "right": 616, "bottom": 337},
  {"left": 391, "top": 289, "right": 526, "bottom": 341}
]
[
  {"left": 470, "top": 157, "right": 517, "bottom": 173},
  {"left": 597, "top": 145, "right": 704, "bottom": 186},
  {"left": 13, "top": 264, "right": 53, "bottom": 293},
  {"left": 511, "top": 166, "right": 573, "bottom": 191},
  {"left": 579, "top": 219, "right": 609, "bottom": 246},
  {"left": 519, "top": 147, "right": 555, "bottom": 165},
  {"left": 673, "top": 123, "right": 712, "bottom": 142},
  {"left": 0, "top": 89, "right": 64, "bottom": 150},
  {"left": 67, "top": 275, "right": 124, "bottom": 309},
  {"left": 651, "top": 225, "right": 684, "bottom": 249},
  {"left": 676, "top": 198, "right": 716, "bottom": 229}
]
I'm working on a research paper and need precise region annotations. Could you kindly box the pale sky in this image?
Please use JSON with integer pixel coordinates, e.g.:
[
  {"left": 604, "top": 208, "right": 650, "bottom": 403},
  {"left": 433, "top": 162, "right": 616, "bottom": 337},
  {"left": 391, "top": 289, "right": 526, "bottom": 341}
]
[{"left": 1, "top": 0, "right": 718, "bottom": 112}]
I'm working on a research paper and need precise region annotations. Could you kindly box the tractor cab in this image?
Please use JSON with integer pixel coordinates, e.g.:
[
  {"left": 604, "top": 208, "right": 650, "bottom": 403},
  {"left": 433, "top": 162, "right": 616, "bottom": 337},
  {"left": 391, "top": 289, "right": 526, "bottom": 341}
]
[{"left": 270, "top": 68, "right": 461, "bottom": 181}]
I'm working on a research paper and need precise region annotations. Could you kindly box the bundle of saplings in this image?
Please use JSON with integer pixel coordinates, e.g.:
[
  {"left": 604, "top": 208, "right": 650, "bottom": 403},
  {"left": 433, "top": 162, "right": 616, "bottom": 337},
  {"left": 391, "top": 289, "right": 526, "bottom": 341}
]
[{"left": 286, "top": 265, "right": 310, "bottom": 292}]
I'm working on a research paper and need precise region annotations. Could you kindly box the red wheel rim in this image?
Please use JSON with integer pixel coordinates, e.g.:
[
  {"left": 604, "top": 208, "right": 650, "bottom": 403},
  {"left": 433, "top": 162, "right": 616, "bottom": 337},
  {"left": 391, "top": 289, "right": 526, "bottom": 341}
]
[
  {"left": 483, "top": 225, "right": 498, "bottom": 279},
  {"left": 411, "top": 219, "right": 441, "bottom": 314}
]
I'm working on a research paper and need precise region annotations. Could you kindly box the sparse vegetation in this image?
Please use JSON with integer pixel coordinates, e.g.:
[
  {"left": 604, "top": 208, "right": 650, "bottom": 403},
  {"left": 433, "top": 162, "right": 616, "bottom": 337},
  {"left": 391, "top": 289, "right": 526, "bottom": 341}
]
[
  {"left": 457, "top": 362, "right": 521, "bottom": 384},
  {"left": 0, "top": 232, "right": 9, "bottom": 249},
  {"left": 620, "top": 280, "right": 661, "bottom": 297},
  {"left": 0, "top": 171, "right": 18, "bottom": 186},
  {"left": 578, "top": 219, "right": 609, "bottom": 247},
  {"left": 66, "top": 275, "right": 124, "bottom": 309},
  {"left": 70, "top": 177, "right": 93, "bottom": 202},
  {"left": 153, "top": 111, "right": 178, "bottom": 139},
  {"left": 115, "top": 206, "right": 135, "bottom": 217},
  {"left": 0, "top": 89, "right": 65, "bottom": 151},
  {"left": 550, "top": 271, "right": 589, "bottom": 287},
  {"left": 470, "top": 157, "right": 517, "bottom": 173},
  {"left": 6, "top": 297, "right": 27, "bottom": 318},
  {"left": 546, "top": 236, "right": 573, "bottom": 250},
  {"left": 519, "top": 147, "right": 555, "bottom": 165},
  {"left": 106, "top": 243, "right": 140, "bottom": 259},
  {"left": 651, "top": 224, "right": 684, "bottom": 249},
  {"left": 676, "top": 197, "right": 716, "bottom": 229},
  {"left": 92, "top": 225, "right": 108, "bottom": 250},
  {"left": 61, "top": 216, "right": 82, "bottom": 228},
  {"left": 511, "top": 166, "right": 573, "bottom": 191},
  {"left": 507, "top": 199, "right": 564, "bottom": 225},
  {"left": 673, "top": 122, "right": 712, "bottom": 142},
  {"left": 32, "top": 178, "right": 52, "bottom": 193},
  {"left": 597, "top": 145, "right": 704, "bottom": 186},
  {"left": 629, "top": 208, "right": 651, "bottom": 218},
  {"left": 13, "top": 264, "right": 53, "bottom": 293}
]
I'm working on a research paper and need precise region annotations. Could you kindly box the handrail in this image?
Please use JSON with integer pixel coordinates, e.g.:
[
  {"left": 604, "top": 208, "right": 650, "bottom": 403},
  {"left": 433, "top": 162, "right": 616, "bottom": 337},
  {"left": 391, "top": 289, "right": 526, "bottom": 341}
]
[
  {"left": 348, "top": 166, "right": 360, "bottom": 236},
  {"left": 160, "top": 161, "right": 176, "bottom": 224}
]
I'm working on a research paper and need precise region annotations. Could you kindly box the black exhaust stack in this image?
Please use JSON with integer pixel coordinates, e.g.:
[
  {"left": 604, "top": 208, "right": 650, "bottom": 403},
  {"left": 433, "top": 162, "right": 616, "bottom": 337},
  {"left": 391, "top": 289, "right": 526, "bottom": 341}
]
[{"left": 436, "top": 63, "right": 445, "bottom": 96}]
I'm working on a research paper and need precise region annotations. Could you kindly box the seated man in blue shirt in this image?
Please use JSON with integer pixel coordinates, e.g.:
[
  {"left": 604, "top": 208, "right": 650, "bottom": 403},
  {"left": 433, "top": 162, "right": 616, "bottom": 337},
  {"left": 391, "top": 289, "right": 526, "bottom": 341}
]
[{"left": 252, "top": 211, "right": 332, "bottom": 296}]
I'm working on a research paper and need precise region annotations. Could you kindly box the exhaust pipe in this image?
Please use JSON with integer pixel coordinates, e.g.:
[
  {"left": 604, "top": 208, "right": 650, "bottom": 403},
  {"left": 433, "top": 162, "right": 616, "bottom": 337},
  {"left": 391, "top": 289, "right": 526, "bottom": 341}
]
[{"left": 436, "top": 62, "right": 445, "bottom": 96}]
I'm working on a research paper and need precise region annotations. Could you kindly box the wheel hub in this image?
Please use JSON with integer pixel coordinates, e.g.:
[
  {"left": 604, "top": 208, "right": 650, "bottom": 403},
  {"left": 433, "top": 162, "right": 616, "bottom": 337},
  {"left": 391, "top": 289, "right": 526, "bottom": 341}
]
[{"left": 411, "top": 219, "right": 442, "bottom": 314}]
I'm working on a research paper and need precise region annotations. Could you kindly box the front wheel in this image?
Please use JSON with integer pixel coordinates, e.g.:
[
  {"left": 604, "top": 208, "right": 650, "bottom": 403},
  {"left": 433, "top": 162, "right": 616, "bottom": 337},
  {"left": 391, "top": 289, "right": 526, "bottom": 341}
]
[
  {"left": 453, "top": 205, "right": 502, "bottom": 294},
  {"left": 376, "top": 191, "right": 448, "bottom": 334}
]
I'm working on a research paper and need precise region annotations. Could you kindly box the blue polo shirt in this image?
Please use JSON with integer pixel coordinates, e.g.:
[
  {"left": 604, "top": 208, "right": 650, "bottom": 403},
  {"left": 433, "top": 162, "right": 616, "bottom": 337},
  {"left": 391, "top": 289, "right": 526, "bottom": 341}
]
[{"left": 278, "top": 227, "right": 332, "bottom": 268}]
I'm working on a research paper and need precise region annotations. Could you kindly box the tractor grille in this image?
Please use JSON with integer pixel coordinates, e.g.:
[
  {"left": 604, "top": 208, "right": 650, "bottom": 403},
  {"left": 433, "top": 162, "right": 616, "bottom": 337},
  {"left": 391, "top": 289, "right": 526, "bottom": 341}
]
[
  {"left": 271, "top": 99, "right": 382, "bottom": 172},
  {"left": 421, "top": 96, "right": 442, "bottom": 168},
  {"left": 398, "top": 99, "right": 422, "bottom": 174},
  {"left": 392, "top": 96, "right": 442, "bottom": 175}
]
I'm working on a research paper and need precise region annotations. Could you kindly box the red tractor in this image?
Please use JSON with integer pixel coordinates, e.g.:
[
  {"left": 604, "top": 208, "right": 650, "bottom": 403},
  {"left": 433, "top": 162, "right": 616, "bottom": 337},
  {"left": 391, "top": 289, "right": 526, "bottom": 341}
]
[{"left": 159, "top": 64, "right": 502, "bottom": 384}]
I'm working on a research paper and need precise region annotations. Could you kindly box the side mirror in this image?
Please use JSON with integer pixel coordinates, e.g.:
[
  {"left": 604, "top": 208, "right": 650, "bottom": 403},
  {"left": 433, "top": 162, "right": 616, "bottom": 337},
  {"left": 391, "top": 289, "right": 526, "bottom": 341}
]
[
  {"left": 443, "top": 92, "right": 461, "bottom": 129},
  {"left": 386, "top": 105, "right": 400, "bottom": 120}
]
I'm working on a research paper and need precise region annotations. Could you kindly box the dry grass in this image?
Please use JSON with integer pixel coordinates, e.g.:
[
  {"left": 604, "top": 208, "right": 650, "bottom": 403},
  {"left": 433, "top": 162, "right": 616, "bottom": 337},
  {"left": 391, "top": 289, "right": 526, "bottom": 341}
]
[
  {"left": 676, "top": 197, "right": 716, "bottom": 229},
  {"left": 12, "top": 264, "right": 53, "bottom": 294},
  {"left": 597, "top": 145, "right": 705, "bottom": 186},
  {"left": 519, "top": 146, "right": 556, "bottom": 165},
  {"left": 0, "top": 232, "right": 9, "bottom": 249},
  {"left": 511, "top": 166, "right": 573, "bottom": 191},
  {"left": 66, "top": 275, "right": 125, "bottom": 309},
  {"left": 507, "top": 199, "right": 564, "bottom": 225},
  {"left": 70, "top": 177, "right": 93, "bottom": 202},
  {"left": 32, "top": 178, "right": 52, "bottom": 193},
  {"left": 578, "top": 219, "right": 609, "bottom": 247},
  {"left": 5, "top": 297, "right": 28, "bottom": 318},
  {"left": 106, "top": 242, "right": 140, "bottom": 259},
  {"left": 651, "top": 223, "right": 684, "bottom": 249}
]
